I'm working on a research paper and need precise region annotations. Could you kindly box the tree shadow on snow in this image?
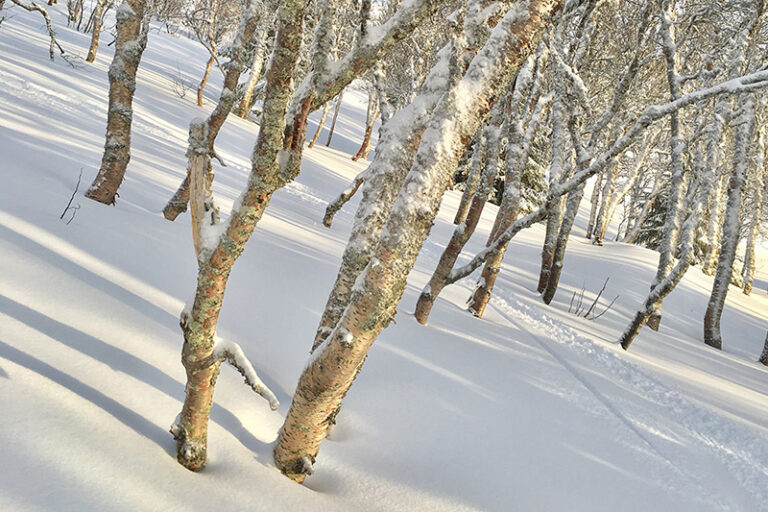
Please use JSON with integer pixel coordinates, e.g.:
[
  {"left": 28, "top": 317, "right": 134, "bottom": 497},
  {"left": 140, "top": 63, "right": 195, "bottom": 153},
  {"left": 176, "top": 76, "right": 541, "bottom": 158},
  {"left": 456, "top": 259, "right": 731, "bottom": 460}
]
[{"left": 0, "top": 295, "right": 276, "bottom": 463}]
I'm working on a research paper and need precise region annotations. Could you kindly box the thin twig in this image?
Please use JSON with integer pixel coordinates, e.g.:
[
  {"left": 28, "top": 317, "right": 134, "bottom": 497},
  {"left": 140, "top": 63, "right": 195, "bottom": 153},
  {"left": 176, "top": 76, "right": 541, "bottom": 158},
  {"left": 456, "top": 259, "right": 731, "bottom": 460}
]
[{"left": 60, "top": 169, "right": 83, "bottom": 224}]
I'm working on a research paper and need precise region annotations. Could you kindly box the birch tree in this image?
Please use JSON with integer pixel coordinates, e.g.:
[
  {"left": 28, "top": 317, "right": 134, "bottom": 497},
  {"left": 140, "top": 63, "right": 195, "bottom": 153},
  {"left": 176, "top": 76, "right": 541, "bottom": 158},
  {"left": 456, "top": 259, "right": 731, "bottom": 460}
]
[
  {"left": 275, "top": 0, "right": 563, "bottom": 482},
  {"left": 311, "top": 0, "right": 502, "bottom": 348},
  {"left": 85, "top": 0, "right": 149, "bottom": 205},
  {"left": 171, "top": 0, "right": 305, "bottom": 471}
]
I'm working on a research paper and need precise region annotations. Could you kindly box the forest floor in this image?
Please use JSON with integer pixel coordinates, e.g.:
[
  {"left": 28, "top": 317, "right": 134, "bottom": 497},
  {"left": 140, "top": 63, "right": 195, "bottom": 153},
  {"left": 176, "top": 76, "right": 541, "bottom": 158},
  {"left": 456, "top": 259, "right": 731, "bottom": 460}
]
[{"left": 2, "top": 7, "right": 768, "bottom": 511}]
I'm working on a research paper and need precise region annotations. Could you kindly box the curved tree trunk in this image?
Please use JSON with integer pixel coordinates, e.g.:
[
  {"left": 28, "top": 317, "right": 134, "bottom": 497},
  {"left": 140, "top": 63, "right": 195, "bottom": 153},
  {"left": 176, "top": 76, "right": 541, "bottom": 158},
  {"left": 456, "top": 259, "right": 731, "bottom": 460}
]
[
  {"left": 704, "top": 94, "right": 757, "bottom": 349},
  {"left": 85, "top": 0, "right": 149, "bottom": 205},
  {"left": 197, "top": 55, "right": 215, "bottom": 107}
]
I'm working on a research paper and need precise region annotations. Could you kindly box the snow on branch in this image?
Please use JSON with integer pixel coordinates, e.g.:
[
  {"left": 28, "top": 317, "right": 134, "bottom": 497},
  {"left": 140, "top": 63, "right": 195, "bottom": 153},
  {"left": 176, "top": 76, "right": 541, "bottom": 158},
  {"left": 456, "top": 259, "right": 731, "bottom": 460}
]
[
  {"left": 10, "top": 0, "right": 66, "bottom": 61},
  {"left": 290, "top": 0, "right": 446, "bottom": 116},
  {"left": 214, "top": 337, "right": 280, "bottom": 410},
  {"left": 446, "top": 67, "right": 768, "bottom": 284}
]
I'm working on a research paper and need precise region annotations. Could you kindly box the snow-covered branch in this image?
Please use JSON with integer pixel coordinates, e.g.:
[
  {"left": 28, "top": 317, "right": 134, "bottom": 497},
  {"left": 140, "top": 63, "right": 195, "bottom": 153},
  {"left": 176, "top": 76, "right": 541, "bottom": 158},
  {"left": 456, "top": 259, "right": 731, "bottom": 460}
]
[
  {"left": 213, "top": 338, "right": 280, "bottom": 410},
  {"left": 447, "top": 67, "right": 768, "bottom": 284}
]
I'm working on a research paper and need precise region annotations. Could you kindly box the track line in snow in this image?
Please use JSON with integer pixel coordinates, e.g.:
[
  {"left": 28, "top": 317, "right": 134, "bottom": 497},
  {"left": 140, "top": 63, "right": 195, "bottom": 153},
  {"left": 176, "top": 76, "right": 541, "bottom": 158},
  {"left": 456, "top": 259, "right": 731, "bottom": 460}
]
[
  {"left": 482, "top": 289, "right": 768, "bottom": 511},
  {"left": 487, "top": 295, "right": 728, "bottom": 510}
]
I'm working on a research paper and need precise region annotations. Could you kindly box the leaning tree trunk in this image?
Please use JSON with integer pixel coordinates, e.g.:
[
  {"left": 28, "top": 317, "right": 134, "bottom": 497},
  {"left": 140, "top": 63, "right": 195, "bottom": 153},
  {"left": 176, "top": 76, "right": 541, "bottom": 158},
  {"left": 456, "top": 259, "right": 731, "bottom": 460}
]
[
  {"left": 352, "top": 90, "right": 379, "bottom": 161},
  {"left": 197, "top": 54, "right": 215, "bottom": 107},
  {"left": 162, "top": 3, "right": 268, "bottom": 221},
  {"left": 645, "top": 0, "right": 686, "bottom": 331},
  {"left": 536, "top": 79, "right": 569, "bottom": 293},
  {"left": 172, "top": 0, "right": 305, "bottom": 471},
  {"left": 274, "top": 1, "right": 561, "bottom": 482},
  {"left": 308, "top": 101, "right": 332, "bottom": 148},
  {"left": 704, "top": 94, "right": 757, "bottom": 350},
  {"left": 469, "top": 83, "right": 550, "bottom": 317},
  {"left": 453, "top": 128, "right": 486, "bottom": 224},
  {"left": 324, "top": 90, "right": 344, "bottom": 146},
  {"left": 618, "top": 100, "right": 722, "bottom": 350},
  {"left": 414, "top": 101, "right": 505, "bottom": 325},
  {"left": 85, "top": 0, "right": 107, "bottom": 63},
  {"left": 310, "top": 0, "right": 501, "bottom": 348},
  {"left": 85, "top": 0, "right": 148, "bottom": 205},
  {"left": 310, "top": 0, "right": 517, "bottom": 348},
  {"left": 542, "top": 116, "right": 586, "bottom": 305}
]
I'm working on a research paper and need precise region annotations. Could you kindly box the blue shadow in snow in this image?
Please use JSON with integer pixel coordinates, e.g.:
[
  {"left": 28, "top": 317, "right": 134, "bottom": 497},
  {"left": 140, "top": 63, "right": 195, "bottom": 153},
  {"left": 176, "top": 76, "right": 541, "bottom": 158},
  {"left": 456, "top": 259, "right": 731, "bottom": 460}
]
[{"left": 0, "top": 295, "right": 276, "bottom": 460}]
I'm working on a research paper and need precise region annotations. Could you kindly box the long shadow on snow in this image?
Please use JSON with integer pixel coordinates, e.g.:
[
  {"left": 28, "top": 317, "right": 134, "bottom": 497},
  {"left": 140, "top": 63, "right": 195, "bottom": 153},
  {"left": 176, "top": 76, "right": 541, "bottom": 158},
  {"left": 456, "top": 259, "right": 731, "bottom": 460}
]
[
  {"left": 0, "top": 338, "right": 173, "bottom": 453},
  {"left": 0, "top": 296, "right": 276, "bottom": 462}
]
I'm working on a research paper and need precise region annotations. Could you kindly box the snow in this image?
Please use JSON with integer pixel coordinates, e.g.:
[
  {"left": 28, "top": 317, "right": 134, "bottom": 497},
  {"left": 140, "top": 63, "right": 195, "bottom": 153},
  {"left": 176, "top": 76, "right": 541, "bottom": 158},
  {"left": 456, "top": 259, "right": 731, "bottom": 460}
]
[{"left": 2, "top": 7, "right": 768, "bottom": 512}]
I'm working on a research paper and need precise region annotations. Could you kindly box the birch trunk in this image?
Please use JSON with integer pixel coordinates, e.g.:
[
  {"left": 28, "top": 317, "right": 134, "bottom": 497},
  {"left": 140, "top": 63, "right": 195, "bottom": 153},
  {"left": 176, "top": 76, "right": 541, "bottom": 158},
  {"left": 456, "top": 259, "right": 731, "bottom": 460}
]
[
  {"left": 741, "top": 135, "right": 766, "bottom": 295},
  {"left": 308, "top": 101, "right": 332, "bottom": 148},
  {"left": 324, "top": 90, "right": 344, "bottom": 146},
  {"left": 85, "top": 0, "right": 148, "bottom": 205},
  {"left": 352, "top": 90, "right": 379, "bottom": 161},
  {"left": 619, "top": 101, "right": 736, "bottom": 350},
  {"left": 415, "top": 102, "right": 505, "bottom": 325},
  {"left": 542, "top": 114, "right": 587, "bottom": 304},
  {"left": 442, "top": 61, "right": 768, "bottom": 291},
  {"left": 646, "top": 0, "right": 685, "bottom": 331},
  {"left": 537, "top": 79, "right": 569, "bottom": 293},
  {"left": 704, "top": 94, "right": 757, "bottom": 349},
  {"left": 701, "top": 172, "right": 726, "bottom": 275},
  {"left": 311, "top": 0, "right": 503, "bottom": 348},
  {"left": 469, "top": 89, "right": 549, "bottom": 317},
  {"left": 275, "top": 0, "right": 561, "bottom": 482},
  {"left": 85, "top": 0, "right": 107, "bottom": 63},
  {"left": 197, "top": 55, "right": 215, "bottom": 108},
  {"left": 236, "top": 27, "right": 269, "bottom": 118},
  {"left": 162, "top": 3, "right": 267, "bottom": 221},
  {"left": 173, "top": 0, "right": 305, "bottom": 471},
  {"left": 453, "top": 128, "right": 486, "bottom": 224},
  {"left": 586, "top": 171, "right": 602, "bottom": 237}
]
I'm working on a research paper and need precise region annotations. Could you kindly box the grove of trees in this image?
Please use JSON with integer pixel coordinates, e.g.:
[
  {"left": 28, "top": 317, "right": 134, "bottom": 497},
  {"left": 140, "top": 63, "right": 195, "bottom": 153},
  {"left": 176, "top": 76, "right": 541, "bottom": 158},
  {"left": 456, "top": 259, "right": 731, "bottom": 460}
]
[{"left": 5, "top": 0, "right": 768, "bottom": 483}]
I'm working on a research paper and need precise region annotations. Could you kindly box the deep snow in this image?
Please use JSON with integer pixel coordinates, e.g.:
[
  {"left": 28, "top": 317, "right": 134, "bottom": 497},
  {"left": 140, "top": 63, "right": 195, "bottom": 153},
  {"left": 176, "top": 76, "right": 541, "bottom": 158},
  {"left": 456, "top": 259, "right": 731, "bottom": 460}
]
[{"left": 1, "top": 7, "right": 768, "bottom": 511}]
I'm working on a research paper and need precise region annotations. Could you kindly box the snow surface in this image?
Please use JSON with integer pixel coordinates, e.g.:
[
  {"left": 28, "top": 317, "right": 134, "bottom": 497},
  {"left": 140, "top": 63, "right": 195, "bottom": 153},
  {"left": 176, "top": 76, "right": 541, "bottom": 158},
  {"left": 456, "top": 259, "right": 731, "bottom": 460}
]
[{"left": 2, "top": 7, "right": 768, "bottom": 511}]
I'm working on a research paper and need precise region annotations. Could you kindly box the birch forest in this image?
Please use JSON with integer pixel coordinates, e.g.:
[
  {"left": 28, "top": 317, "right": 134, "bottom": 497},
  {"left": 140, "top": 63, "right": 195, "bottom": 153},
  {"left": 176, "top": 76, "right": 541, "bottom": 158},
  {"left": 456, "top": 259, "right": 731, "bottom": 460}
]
[{"left": 2, "top": 0, "right": 768, "bottom": 509}]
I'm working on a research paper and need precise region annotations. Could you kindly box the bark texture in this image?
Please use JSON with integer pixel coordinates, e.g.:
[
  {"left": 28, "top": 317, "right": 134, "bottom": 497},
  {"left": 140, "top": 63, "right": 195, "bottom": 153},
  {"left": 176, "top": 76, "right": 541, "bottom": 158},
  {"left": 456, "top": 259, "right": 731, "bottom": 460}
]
[
  {"left": 275, "top": 0, "right": 561, "bottom": 482},
  {"left": 85, "top": 0, "right": 107, "bottom": 63},
  {"left": 163, "top": 2, "right": 267, "bottom": 221},
  {"left": 311, "top": 0, "right": 502, "bottom": 348},
  {"left": 85, "top": 0, "right": 148, "bottom": 205},
  {"left": 704, "top": 94, "right": 757, "bottom": 350},
  {"left": 173, "top": 0, "right": 305, "bottom": 471}
]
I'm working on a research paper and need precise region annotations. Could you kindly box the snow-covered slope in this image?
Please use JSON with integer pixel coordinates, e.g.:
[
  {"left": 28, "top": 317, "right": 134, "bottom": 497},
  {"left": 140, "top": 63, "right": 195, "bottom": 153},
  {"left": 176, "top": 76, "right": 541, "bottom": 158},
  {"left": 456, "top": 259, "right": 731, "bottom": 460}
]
[{"left": 1, "top": 8, "right": 767, "bottom": 511}]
